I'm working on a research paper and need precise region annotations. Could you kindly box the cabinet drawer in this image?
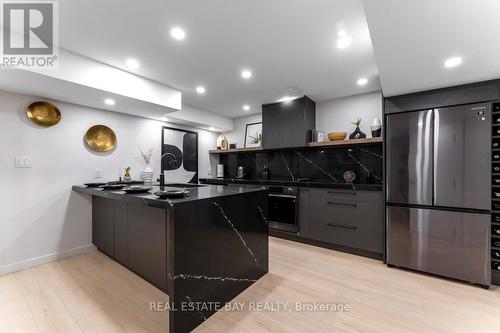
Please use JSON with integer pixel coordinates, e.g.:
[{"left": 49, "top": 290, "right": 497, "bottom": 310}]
[
  {"left": 302, "top": 196, "right": 383, "bottom": 253},
  {"left": 308, "top": 188, "right": 383, "bottom": 204}
]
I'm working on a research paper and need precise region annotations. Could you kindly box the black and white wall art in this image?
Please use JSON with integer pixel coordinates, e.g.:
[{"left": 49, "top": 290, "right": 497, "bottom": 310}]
[
  {"left": 244, "top": 122, "right": 263, "bottom": 148},
  {"left": 161, "top": 127, "right": 198, "bottom": 183}
]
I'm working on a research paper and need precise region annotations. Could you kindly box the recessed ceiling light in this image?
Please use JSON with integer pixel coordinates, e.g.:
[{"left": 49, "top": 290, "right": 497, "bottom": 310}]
[
  {"left": 104, "top": 98, "right": 116, "bottom": 105},
  {"left": 243, "top": 104, "right": 250, "bottom": 111},
  {"left": 208, "top": 127, "right": 216, "bottom": 131},
  {"left": 125, "top": 58, "right": 139, "bottom": 69},
  {"left": 241, "top": 70, "right": 252, "bottom": 79},
  {"left": 160, "top": 116, "right": 168, "bottom": 122},
  {"left": 337, "top": 37, "right": 352, "bottom": 49},
  {"left": 196, "top": 86, "right": 206, "bottom": 94},
  {"left": 357, "top": 77, "right": 368, "bottom": 86},
  {"left": 444, "top": 56, "right": 463, "bottom": 68},
  {"left": 170, "top": 27, "right": 186, "bottom": 40}
]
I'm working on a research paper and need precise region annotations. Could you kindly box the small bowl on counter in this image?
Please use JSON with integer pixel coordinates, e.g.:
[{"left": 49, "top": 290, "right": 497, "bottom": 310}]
[{"left": 327, "top": 132, "right": 347, "bottom": 141}]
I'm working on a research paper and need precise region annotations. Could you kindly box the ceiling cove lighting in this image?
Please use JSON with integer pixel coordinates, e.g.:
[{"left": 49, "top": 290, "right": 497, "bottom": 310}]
[
  {"left": 170, "top": 27, "right": 186, "bottom": 40},
  {"left": 241, "top": 69, "right": 252, "bottom": 79},
  {"left": 243, "top": 104, "right": 250, "bottom": 111},
  {"left": 125, "top": 58, "right": 139, "bottom": 69},
  {"left": 104, "top": 98, "right": 116, "bottom": 105},
  {"left": 357, "top": 77, "right": 368, "bottom": 86},
  {"left": 196, "top": 86, "right": 206, "bottom": 94},
  {"left": 444, "top": 57, "right": 463, "bottom": 69}
]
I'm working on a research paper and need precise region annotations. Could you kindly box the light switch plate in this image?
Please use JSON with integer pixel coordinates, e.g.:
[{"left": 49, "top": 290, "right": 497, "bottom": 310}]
[{"left": 15, "top": 156, "right": 32, "bottom": 168}]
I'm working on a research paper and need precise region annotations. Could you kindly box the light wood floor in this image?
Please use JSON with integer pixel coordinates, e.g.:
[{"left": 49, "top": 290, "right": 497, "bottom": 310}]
[{"left": 2, "top": 238, "right": 500, "bottom": 333}]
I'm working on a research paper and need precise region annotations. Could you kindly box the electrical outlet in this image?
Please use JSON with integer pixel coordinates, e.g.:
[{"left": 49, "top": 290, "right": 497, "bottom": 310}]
[
  {"left": 15, "top": 156, "right": 32, "bottom": 168},
  {"left": 94, "top": 168, "right": 102, "bottom": 178}
]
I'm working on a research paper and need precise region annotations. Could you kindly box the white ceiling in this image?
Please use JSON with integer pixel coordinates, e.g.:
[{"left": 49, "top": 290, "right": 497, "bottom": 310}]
[
  {"left": 363, "top": 0, "right": 500, "bottom": 97},
  {"left": 59, "top": 0, "right": 380, "bottom": 118}
]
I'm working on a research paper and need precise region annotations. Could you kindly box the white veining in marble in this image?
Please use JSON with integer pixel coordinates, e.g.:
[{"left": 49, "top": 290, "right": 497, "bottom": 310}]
[
  {"left": 294, "top": 150, "right": 338, "bottom": 182},
  {"left": 170, "top": 273, "right": 257, "bottom": 283},
  {"left": 212, "top": 202, "right": 261, "bottom": 266}
]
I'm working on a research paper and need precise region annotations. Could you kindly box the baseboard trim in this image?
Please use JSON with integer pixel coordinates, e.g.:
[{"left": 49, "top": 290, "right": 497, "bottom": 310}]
[{"left": 0, "top": 244, "right": 97, "bottom": 276}]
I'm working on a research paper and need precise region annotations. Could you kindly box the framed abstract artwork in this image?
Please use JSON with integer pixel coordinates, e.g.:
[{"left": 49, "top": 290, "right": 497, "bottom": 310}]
[
  {"left": 161, "top": 127, "right": 198, "bottom": 183},
  {"left": 244, "top": 122, "right": 263, "bottom": 148}
]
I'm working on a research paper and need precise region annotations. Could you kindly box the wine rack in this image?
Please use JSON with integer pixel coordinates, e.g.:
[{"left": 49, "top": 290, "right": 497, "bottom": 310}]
[{"left": 492, "top": 101, "right": 500, "bottom": 285}]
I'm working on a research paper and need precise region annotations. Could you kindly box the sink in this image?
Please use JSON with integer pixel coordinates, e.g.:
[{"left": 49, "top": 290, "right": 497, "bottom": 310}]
[{"left": 165, "top": 183, "right": 206, "bottom": 188}]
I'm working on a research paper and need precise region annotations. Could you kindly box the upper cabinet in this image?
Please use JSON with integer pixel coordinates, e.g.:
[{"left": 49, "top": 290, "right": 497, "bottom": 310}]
[{"left": 262, "top": 96, "right": 316, "bottom": 149}]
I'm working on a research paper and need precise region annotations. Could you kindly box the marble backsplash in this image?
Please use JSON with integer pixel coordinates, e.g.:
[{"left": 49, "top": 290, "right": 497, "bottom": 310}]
[{"left": 219, "top": 143, "right": 383, "bottom": 185}]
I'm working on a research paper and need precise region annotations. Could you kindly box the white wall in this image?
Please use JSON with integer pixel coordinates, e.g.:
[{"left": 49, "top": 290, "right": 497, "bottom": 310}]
[
  {"left": 316, "top": 92, "right": 383, "bottom": 136},
  {"left": 223, "top": 113, "right": 262, "bottom": 148},
  {"left": 0, "top": 90, "right": 218, "bottom": 274},
  {"left": 222, "top": 93, "right": 382, "bottom": 146}
]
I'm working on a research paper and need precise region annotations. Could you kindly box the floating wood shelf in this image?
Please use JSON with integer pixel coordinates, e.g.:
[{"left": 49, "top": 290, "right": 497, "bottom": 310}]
[
  {"left": 209, "top": 137, "right": 382, "bottom": 154},
  {"left": 306, "top": 137, "right": 382, "bottom": 147}
]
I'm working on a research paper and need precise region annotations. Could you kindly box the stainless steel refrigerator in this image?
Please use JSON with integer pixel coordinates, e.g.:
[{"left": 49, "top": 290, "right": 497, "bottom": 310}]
[{"left": 386, "top": 103, "right": 491, "bottom": 286}]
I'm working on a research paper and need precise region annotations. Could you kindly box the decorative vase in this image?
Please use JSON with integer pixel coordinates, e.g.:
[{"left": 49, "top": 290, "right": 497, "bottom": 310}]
[
  {"left": 221, "top": 136, "right": 229, "bottom": 150},
  {"left": 349, "top": 126, "right": 366, "bottom": 140},
  {"left": 370, "top": 118, "right": 382, "bottom": 138},
  {"left": 217, "top": 134, "right": 223, "bottom": 149},
  {"left": 142, "top": 165, "right": 154, "bottom": 184}
]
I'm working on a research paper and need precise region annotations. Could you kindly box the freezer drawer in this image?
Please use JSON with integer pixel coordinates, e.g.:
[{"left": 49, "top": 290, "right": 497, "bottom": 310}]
[
  {"left": 434, "top": 104, "right": 491, "bottom": 210},
  {"left": 386, "top": 110, "right": 433, "bottom": 205},
  {"left": 387, "top": 206, "right": 490, "bottom": 286}
]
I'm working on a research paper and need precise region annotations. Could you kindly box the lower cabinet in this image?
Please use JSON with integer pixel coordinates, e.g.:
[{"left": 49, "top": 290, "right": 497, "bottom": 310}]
[
  {"left": 92, "top": 197, "right": 114, "bottom": 257},
  {"left": 113, "top": 201, "right": 128, "bottom": 265},
  {"left": 92, "top": 197, "right": 167, "bottom": 292},
  {"left": 127, "top": 203, "right": 167, "bottom": 291},
  {"left": 300, "top": 188, "right": 384, "bottom": 254}
]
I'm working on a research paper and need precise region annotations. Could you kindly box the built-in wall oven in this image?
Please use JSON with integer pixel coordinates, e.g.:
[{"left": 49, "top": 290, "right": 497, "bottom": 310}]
[{"left": 268, "top": 186, "right": 299, "bottom": 233}]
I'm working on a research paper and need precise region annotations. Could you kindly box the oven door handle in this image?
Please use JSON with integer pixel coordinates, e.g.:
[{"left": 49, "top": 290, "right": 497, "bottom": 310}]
[{"left": 269, "top": 194, "right": 297, "bottom": 199}]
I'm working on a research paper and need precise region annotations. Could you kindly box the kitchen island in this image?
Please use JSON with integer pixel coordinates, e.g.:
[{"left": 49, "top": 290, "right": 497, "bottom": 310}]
[{"left": 72, "top": 184, "right": 269, "bottom": 333}]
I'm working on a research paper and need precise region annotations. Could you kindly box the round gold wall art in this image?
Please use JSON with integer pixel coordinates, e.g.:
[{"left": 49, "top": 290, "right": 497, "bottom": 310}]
[
  {"left": 85, "top": 125, "right": 117, "bottom": 152},
  {"left": 26, "top": 101, "right": 61, "bottom": 127}
]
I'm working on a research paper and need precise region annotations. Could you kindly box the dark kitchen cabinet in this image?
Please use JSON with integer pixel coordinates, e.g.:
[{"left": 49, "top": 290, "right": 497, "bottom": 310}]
[
  {"left": 92, "top": 198, "right": 167, "bottom": 292},
  {"left": 113, "top": 201, "right": 128, "bottom": 265},
  {"left": 298, "top": 188, "right": 310, "bottom": 235},
  {"left": 384, "top": 79, "right": 500, "bottom": 114},
  {"left": 92, "top": 196, "right": 114, "bottom": 257},
  {"left": 262, "top": 96, "right": 315, "bottom": 149},
  {"left": 300, "top": 188, "right": 384, "bottom": 254},
  {"left": 127, "top": 203, "right": 167, "bottom": 291}
]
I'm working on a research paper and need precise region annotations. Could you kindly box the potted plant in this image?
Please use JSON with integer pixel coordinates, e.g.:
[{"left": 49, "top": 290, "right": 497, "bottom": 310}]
[
  {"left": 349, "top": 118, "right": 367, "bottom": 140},
  {"left": 124, "top": 167, "right": 132, "bottom": 182}
]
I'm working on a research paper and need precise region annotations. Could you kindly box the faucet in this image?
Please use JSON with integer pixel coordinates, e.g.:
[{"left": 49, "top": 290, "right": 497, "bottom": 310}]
[{"left": 159, "top": 153, "right": 179, "bottom": 186}]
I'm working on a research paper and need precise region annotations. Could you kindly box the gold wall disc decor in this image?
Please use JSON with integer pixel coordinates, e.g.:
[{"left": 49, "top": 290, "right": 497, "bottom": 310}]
[
  {"left": 85, "top": 125, "right": 117, "bottom": 152},
  {"left": 26, "top": 101, "right": 61, "bottom": 127}
]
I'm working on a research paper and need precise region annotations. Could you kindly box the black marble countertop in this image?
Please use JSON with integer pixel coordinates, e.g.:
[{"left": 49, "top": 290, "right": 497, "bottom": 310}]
[
  {"left": 72, "top": 183, "right": 267, "bottom": 209},
  {"left": 199, "top": 178, "right": 383, "bottom": 191}
]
